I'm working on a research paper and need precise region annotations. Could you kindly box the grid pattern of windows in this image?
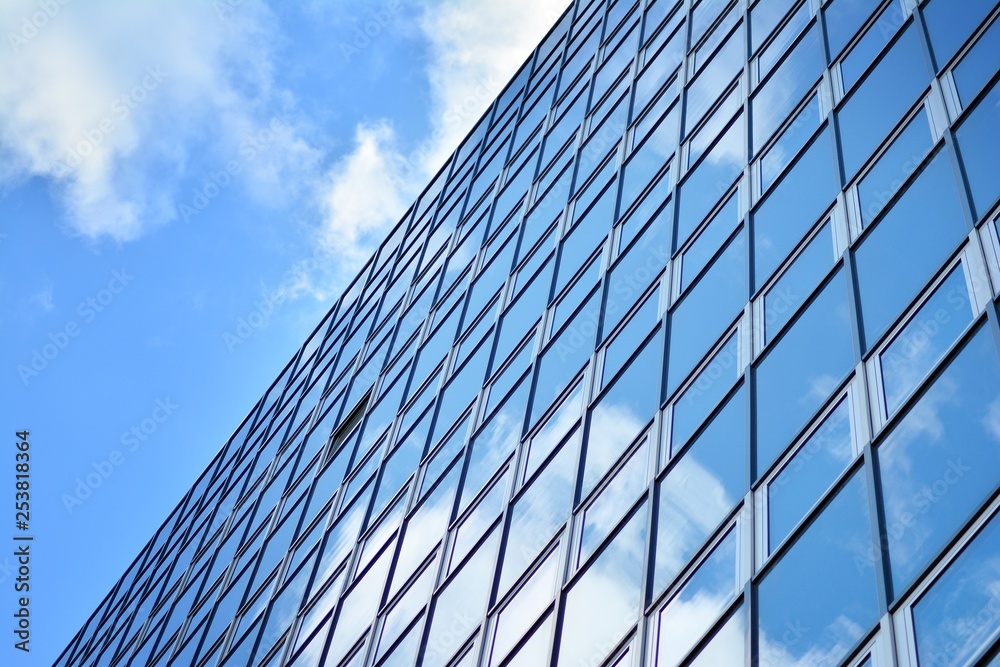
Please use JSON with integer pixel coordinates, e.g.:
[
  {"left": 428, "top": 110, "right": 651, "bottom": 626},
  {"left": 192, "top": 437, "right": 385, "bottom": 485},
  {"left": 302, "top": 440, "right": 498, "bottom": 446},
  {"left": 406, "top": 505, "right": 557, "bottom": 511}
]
[{"left": 58, "top": 0, "right": 1000, "bottom": 666}]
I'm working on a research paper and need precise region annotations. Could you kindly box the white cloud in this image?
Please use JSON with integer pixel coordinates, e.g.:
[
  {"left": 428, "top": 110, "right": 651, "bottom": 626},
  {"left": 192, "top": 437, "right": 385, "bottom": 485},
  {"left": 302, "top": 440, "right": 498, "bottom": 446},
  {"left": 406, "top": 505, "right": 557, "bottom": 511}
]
[
  {"left": 316, "top": 0, "right": 572, "bottom": 281},
  {"left": 0, "top": 0, "right": 319, "bottom": 241}
]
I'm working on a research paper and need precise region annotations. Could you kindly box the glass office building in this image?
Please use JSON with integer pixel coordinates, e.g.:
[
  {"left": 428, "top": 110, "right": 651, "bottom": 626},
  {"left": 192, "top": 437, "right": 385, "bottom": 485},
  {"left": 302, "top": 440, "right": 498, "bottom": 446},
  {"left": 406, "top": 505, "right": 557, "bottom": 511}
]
[{"left": 58, "top": 0, "right": 1000, "bottom": 665}]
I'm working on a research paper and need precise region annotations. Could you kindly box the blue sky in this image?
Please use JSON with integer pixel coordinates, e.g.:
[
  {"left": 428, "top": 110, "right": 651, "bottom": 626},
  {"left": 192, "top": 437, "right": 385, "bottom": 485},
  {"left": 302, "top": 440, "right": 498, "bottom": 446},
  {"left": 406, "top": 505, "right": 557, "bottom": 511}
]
[{"left": 0, "top": 0, "right": 568, "bottom": 663}]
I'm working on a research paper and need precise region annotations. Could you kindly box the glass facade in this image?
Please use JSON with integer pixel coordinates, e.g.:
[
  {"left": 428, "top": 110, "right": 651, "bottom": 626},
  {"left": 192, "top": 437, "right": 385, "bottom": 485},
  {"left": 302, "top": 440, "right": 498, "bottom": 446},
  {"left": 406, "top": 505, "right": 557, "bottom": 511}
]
[{"left": 57, "top": 0, "right": 1000, "bottom": 666}]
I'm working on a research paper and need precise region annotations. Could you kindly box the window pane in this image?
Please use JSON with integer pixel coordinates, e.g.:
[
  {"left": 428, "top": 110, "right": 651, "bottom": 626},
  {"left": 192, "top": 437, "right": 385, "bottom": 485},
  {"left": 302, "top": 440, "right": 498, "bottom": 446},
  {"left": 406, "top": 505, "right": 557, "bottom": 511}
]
[
  {"left": 912, "top": 508, "right": 1000, "bottom": 667},
  {"left": 602, "top": 293, "right": 659, "bottom": 388},
  {"left": 839, "top": 1, "right": 905, "bottom": 90},
  {"left": 757, "top": 471, "right": 878, "bottom": 667},
  {"left": 753, "top": 127, "right": 838, "bottom": 290},
  {"left": 923, "top": 0, "right": 995, "bottom": 68},
  {"left": 750, "top": 0, "right": 796, "bottom": 54},
  {"left": 857, "top": 112, "right": 934, "bottom": 228},
  {"left": 686, "top": 605, "right": 746, "bottom": 667},
  {"left": 956, "top": 77, "right": 1000, "bottom": 219},
  {"left": 680, "top": 193, "right": 739, "bottom": 293},
  {"left": 655, "top": 526, "right": 740, "bottom": 667},
  {"left": 838, "top": 25, "right": 930, "bottom": 181},
  {"left": 767, "top": 398, "right": 853, "bottom": 553},
  {"left": 878, "top": 326, "right": 1000, "bottom": 594},
  {"left": 762, "top": 221, "right": 835, "bottom": 345},
  {"left": 879, "top": 265, "right": 973, "bottom": 415},
  {"left": 556, "top": 503, "right": 646, "bottom": 667},
  {"left": 667, "top": 230, "right": 746, "bottom": 395},
  {"left": 854, "top": 151, "right": 966, "bottom": 349},
  {"left": 579, "top": 438, "right": 649, "bottom": 567},
  {"left": 498, "top": 435, "right": 579, "bottom": 596},
  {"left": 671, "top": 334, "right": 739, "bottom": 452},
  {"left": 423, "top": 527, "right": 499, "bottom": 667},
  {"left": 491, "top": 545, "right": 560, "bottom": 666},
  {"left": 755, "top": 272, "right": 854, "bottom": 477},
  {"left": 686, "top": 27, "right": 745, "bottom": 131},
  {"left": 751, "top": 25, "right": 824, "bottom": 154},
  {"left": 603, "top": 212, "right": 670, "bottom": 338},
  {"left": 585, "top": 330, "right": 662, "bottom": 498},
  {"left": 654, "top": 386, "right": 745, "bottom": 594},
  {"left": 677, "top": 113, "right": 745, "bottom": 248},
  {"left": 758, "top": 1, "right": 809, "bottom": 76},
  {"left": 759, "top": 92, "right": 821, "bottom": 191},
  {"left": 953, "top": 16, "right": 1000, "bottom": 106},
  {"left": 824, "top": 0, "right": 880, "bottom": 60}
]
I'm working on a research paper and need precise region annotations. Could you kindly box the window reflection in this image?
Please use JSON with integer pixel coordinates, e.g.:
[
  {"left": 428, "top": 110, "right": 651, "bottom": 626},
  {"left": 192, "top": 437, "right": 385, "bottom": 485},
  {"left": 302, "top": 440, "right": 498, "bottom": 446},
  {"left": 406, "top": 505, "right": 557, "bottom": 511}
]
[
  {"left": 877, "top": 326, "right": 1000, "bottom": 595},
  {"left": 499, "top": 434, "right": 579, "bottom": 595},
  {"left": 768, "top": 398, "right": 853, "bottom": 553},
  {"left": 585, "top": 330, "right": 662, "bottom": 499},
  {"left": 655, "top": 526, "right": 740, "bottom": 667},
  {"left": 423, "top": 527, "right": 500, "bottom": 667},
  {"left": 955, "top": 78, "right": 1000, "bottom": 219},
  {"left": 755, "top": 271, "right": 853, "bottom": 477},
  {"left": 912, "top": 506, "right": 1000, "bottom": 667},
  {"left": 556, "top": 503, "right": 646, "bottom": 667},
  {"left": 879, "top": 265, "right": 973, "bottom": 415},
  {"left": 854, "top": 151, "right": 966, "bottom": 349},
  {"left": 757, "top": 471, "right": 878, "bottom": 667},
  {"left": 655, "top": 386, "right": 744, "bottom": 594}
]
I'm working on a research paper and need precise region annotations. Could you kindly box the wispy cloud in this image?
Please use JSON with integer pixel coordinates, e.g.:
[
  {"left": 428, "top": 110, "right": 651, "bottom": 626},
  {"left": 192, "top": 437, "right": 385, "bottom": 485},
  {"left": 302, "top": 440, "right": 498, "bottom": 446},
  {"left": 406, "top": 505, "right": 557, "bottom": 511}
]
[
  {"left": 316, "top": 0, "right": 572, "bottom": 283},
  {"left": 0, "top": 0, "right": 318, "bottom": 241}
]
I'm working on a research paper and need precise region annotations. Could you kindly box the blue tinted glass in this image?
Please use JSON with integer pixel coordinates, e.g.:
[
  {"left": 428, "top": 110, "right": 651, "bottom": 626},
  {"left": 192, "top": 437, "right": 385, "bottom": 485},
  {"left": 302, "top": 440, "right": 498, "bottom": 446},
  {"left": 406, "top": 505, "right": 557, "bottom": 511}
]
[
  {"left": 620, "top": 124, "right": 675, "bottom": 215},
  {"left": 655, "top": 527, "right": 739, "bottom": 667},
  {"left": 762, "top": 221, "right": 834, "bottom": 344},
  {"left": 878, "top": 326, "right": 1000, "bottom": 594},
  {"left": 854, "top": 151, "right": 967, "bottom": 349},
  {"left": 667, "top": 231, "right": 746, "bottom": 395},
  {"left": 839, "top": 1, "right": 905, "bottom": 89},
  {"left": 751, "top": 25, "right": 824, "bottom": 153},
  {"left": 462, "top": 378, "right": 527, "bottom": 510},
  {"left": 498, "top": 434, "right": 579, "bottom": 595},
  {"left": 824, "top": 0, "right": 880, "bottom": 60},
  {"left": 687, "top": 605, "right": 746, "bottom": 666},
  {"left": 838, "top": 25, "right": 930, "bottom": 180},
  {"left": 688, "top": 84, "right": 742, "bottom": 168},
  {"left": 953, "top": 16, "right": 1000, "bottom": 106},
  {"left": 655, "top": 386, "right": 745, "bottom": 594},
  {"left": 693, "top": 7, "right": 741, "bottom": 73},
  {"left": 750, "top": 0, "right": 796, "bottom": 54},
  {"left": 680, "top": 192, "right": 739, "bottom": 292},
  {"left": 759, "top": 93, "right": 821, "bottom": 189},
  {"left": 923, "top": 0, "right": 995, "bottom": 68},
  {"left": 686, "top": 27, "right": 745, "bottom": 131},
  {"left": 531, "top": 289, "right": 600, "bottom": 425},
  {"left": 690, "top": 0, "right": 730, "bottom": 46},
  {"left": 586, "top": 330, "right": 662, "bottom": 498},
  {"left": 767, "top": 399, "right": 853, "bottom": 552},
  {"left": 857, "top": 112, "right": 934, "bottom": 228},
  {"left": 603, "top": 212, "right": 670, "bottom": 338},
  {"left": 423, "top": 527, "right": 499, "bottom": 667},
  {"left": 579, "top": 438, "right": 648, "bottom": 566},
  {"left": 755, "top": 272, "right": 854, "bottom": 477},
  {"left": 880, "top": 265, "right": 973, "bottom": 414},
  {"left": 677, "top": 113, "right": 745, "bottom": 247},
  {"left": 753, "top": 127, "right": 837, "bottom": 289},
  {"left": 671, "top": 334, "right": 739, "bottom": 451},
  {"left": 557, "top": 503, "right": 646, "bottom": 667},
  {"left": 551, "top": 256, "right": 600, "bottom": 334},
  {"left": 757, "top": 471, "right": 878, "bottom": 667},
  {"left": 638, "top": 25, "right": 684, "bottom": 107},
  {"left": 913, "top": 509, "right": 1000, "bottom": 667},
  {"left": 602, "top": 293, "right": 659, "bottom": 388},
  {"left": 956, "top": 78, "right": 1000, "bottom": 219},
  {"left": 758, "top": 1, "right": 809, "bottom": 76}
]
